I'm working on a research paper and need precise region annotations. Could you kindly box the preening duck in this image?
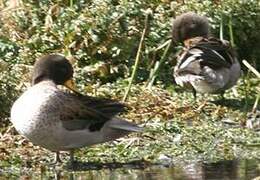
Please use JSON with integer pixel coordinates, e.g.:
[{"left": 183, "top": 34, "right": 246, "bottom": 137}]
[
  {"left": 172, "top": 12, "right": 241, "bottom": 98},
  {"left": 10, "top": 54, "right": 142, "bottom": 164}
]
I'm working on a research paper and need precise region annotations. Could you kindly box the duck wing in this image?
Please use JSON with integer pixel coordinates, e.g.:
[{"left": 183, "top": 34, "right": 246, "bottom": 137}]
[
  {"left": 60, "top": 93, "right": 128, "bottom": 131},
  {"left": 75, "top": 94, "right": 127, "bottom": 116},
  {"left": 193, "top": 37, "right": 235, "bottom": 69},
  {"left": 176, "top": 37, "right": 235, "bottom": 75}
]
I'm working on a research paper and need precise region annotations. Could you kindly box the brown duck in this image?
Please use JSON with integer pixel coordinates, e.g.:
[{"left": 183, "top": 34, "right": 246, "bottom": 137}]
[
  {"left": 11, "top": 54, "right": 142, "bottom": 164},
  {"left": 172, "top": 12, "right": 241, "bottom": 98}
]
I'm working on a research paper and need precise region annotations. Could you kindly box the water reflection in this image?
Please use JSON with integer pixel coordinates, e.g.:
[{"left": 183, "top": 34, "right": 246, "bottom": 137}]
[{"left": 1, "top": 159, "right": 259, "bottom": 179}]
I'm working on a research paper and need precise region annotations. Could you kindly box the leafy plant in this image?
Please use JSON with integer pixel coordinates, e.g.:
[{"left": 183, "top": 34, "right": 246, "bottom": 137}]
[{"left": 0, "top": 0, "right": 259, "bottom": 124}]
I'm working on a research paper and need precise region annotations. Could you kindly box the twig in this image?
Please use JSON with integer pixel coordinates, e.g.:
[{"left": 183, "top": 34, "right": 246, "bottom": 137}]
[
  {"left": 70, "top": 0, "right": 73, "bottom": 8},
  {"left": 147, "top": 39, "right": 172, "bottom": 53},
  {"left": 228, "top": 16, "right": 235, "bottom": 47},
  {"left": 252, "top": 94, "right": 259, "bottom": 113},
  {"left": 242, "top": 60, "right": 260, "bottom": 113},
  {"left": 146, "top": 39, "right": 172, "bottom": 89},
  {"left": 0, "top": 0, "right": 23, "bottom": 14},
  {"left": 123, "top": 9, "right": 152, "bottom": 102},
  {"left": 242, "top": 60, "right": 260, "bottom": 78},
  {"left": 109, "top": 13, "right": 126, "bottom": 28},
  {"left": 219, "top": 13, "right": 224, "bottom": 40}
]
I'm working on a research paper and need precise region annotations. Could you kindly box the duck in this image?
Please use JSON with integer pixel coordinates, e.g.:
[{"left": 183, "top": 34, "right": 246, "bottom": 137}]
[
  {"left": 172, "top": 12, "right": 241, "bottom": 99},
  {"left": 10, "top": 54, "right": 142, "bottom": 164}
]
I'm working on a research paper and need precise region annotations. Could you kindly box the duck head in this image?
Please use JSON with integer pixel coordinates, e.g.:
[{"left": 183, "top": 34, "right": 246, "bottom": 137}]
[
  {"left": 172, "top": 12, "right": 210, "bottom": 43},
  {"left": 32, "top": 54, "right": 79, "bottom": 93}
]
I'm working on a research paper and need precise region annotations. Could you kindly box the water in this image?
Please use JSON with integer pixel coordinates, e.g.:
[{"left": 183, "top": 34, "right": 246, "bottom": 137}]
[{"left": 1, "top": 159, "right": 259, "bottom": 179}]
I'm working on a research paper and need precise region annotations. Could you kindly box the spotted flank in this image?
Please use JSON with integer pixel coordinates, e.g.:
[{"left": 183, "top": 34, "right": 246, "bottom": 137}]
[{"left": 10, "top": 54, "right": 142, "bottom": 164}]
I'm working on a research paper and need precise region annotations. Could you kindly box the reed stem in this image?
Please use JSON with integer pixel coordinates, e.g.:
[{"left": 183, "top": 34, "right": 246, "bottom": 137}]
[{"left": 123, "top": 10, "right": 152, "bottom": 102}]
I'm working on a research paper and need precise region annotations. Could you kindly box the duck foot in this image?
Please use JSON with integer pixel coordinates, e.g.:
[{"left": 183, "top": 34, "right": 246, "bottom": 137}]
[
  {"left": 192, "top": 88, "right": 197, "bottom": 101},
  {"left": 66, "top": 150, "right": 78, "bottom": 169},
  {"left": 48, "top": 152, "right": 63, "bottom": 166}
]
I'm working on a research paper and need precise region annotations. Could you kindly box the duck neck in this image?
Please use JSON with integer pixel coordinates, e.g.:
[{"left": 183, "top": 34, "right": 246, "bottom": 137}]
[{"left": 34, "top": 80, "right": 57, "bottom": 87}]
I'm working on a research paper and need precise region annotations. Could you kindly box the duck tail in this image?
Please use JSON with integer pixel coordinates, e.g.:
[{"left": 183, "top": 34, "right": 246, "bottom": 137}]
[
  {"left": 172, "top": 12, "right": 209, "bottom": 43},
  {"left": 108, "top": 118, "right": 143, "bottom": 132}
]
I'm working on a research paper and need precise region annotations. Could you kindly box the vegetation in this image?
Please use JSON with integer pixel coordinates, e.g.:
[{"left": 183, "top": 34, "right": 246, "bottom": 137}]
[{"left": 0, "top": 0, "right": 259, "bottom": 174}]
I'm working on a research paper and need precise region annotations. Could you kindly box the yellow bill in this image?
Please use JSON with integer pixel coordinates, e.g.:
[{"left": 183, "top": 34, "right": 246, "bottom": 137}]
[{"left": 64, "top": 79, "right": 82, "bottom": 95}]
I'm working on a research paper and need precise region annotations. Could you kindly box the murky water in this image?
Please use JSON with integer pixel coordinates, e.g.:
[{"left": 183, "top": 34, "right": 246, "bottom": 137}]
[{"left": 1, "top": 159, "right": 259, "bottom": 179}]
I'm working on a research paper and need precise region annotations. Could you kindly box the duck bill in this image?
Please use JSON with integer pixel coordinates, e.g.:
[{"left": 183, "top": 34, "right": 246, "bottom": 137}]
[{"left": 64, "top": 79, "right": 82, "bottom": 95}]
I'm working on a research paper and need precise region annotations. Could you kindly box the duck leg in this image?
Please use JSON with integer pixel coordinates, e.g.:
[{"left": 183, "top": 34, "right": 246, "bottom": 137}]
[
  {"left": 54, "top": 151, "right": 62, "bottom": 164},
  {"left": 196, "top": 93, "right": 208, "bottom": 112},
  {"left": 69, "top": 150, "right": 75, "bottom": 164},
  {"left": 67, "top": 150, "right": 77, "bottom": 169},
  {"left": 192, "top": 88, "right": 197, "bottom": 100}
]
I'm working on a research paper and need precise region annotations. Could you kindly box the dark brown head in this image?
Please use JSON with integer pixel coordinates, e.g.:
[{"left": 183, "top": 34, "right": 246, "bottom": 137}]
[
  {"left": 32, "top": 54, "right": 73, "bottom": 85},
  {"left": 172, "top": 12, "right": 209, "bottom": 43}
]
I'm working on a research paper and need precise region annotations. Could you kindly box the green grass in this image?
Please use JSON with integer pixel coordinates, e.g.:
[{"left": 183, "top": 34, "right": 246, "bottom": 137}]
[{"left": 0, "top": 77, "right": 259, "bottom": 172}]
